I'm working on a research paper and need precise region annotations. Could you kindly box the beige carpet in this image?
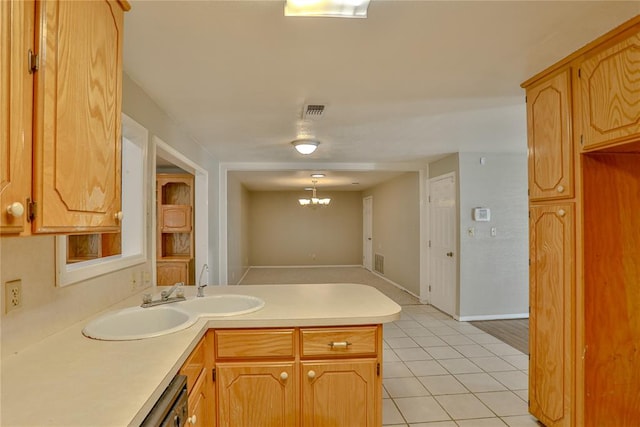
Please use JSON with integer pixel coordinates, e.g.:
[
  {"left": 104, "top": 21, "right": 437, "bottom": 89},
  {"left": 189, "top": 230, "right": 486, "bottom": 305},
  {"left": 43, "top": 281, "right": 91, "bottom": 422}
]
[{"left": 238, "top": 266, "right": 421, "bottom": 305}]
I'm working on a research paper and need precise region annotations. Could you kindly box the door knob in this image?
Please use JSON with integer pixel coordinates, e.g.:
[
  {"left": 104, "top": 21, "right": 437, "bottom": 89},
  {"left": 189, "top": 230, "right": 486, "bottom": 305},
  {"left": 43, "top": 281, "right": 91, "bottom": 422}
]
[
  {"left": 280, "top": 371, "right": 288, "bottom": 381},
  {"left": 307, "top": 370, "right": 316, "bottom": 379}
]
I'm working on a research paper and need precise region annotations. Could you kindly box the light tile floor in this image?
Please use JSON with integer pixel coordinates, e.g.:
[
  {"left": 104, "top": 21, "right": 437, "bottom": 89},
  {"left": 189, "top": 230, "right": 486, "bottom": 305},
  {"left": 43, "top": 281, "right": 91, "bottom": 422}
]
[
  {"left": 240, "top": 267, "right": 541, "bottom": 426},
  {"left": 382, "top": 304, "right": 541, "bottom": 427}
]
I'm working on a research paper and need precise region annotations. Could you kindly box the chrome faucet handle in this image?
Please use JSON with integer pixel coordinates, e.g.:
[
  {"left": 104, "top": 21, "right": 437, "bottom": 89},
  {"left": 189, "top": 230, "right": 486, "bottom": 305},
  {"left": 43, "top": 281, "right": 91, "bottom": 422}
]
[
  {"left": 142, "top": 293, "right": 152, "bottom": 304},
  {"left": 161, "top": 282, "right": 184, "bottom": 300}
]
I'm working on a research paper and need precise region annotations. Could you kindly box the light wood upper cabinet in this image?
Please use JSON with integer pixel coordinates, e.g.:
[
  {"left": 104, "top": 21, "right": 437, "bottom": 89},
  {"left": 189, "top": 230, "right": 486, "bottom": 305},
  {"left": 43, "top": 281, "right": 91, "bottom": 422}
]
[
  {"left": 529, "top": 204, "right": 574, "bottom": 426},
  {"left": 0, "top": 0, "right": 34, "bottom": 234},
  {"left": 301, "top": 359, "right": 377, "bottom": 427},
  {"left": 578, "top": 28, "right": 640, "bottom": 150},
  {"left": 31, "top": 0, "right": 125, "bottom": 232},
  {"left": 526, "top": 69, "right": 574, "bottom": 201}
]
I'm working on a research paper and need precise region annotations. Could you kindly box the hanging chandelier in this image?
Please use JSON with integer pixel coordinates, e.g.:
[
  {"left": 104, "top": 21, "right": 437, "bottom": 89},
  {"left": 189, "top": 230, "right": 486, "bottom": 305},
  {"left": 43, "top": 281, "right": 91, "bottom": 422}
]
[{"left": 299, "top": 180, "right": 331, "bottom": 207}]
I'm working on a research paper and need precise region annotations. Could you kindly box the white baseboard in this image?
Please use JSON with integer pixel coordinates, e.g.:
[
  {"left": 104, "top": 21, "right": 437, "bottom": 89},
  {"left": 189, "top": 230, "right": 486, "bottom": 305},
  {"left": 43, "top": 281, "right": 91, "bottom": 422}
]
[
  {"left": 370, "top": 271, "right": 422, "bottom": 301},
  {"left": 456, "top": 313, "right": 529, "bottom": 322}
]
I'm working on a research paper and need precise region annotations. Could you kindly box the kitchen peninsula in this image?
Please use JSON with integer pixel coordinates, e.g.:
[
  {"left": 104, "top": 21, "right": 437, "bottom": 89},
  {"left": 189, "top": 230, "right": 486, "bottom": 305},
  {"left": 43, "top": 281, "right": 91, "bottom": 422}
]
[{"left": 1, "top": 283, "right": 401, "bottom": 426}]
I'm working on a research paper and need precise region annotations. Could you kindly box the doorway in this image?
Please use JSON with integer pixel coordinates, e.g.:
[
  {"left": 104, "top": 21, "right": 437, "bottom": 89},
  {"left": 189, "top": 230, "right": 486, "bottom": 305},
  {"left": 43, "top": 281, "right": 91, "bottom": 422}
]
[
  {"left": 363, "top": 196, "right": 373, "bottom": 270},
  {"left": 154, "top": 137, "right": 208, "bottom": 286},
  {"left": 428, "top": 172, "right": 457, "bottom": 317}
]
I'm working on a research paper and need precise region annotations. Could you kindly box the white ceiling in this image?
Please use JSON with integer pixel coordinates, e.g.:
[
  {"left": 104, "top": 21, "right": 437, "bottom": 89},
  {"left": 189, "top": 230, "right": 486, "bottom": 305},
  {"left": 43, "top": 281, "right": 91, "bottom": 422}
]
[{"left": 124, "top": 1, "right": 640, "bottom": 190}]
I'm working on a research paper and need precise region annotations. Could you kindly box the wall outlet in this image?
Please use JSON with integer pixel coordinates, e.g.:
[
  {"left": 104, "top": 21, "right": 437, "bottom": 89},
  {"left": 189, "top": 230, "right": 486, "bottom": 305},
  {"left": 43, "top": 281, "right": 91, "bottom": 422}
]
[{"left": 5, "top": 279, "right": 23, "bottom": 313}]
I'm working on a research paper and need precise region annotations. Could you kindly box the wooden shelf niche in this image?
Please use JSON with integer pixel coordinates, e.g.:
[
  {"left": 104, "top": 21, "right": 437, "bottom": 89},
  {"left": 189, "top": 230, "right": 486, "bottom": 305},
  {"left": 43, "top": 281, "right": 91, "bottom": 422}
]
[{"left": 156, "top": 173, "right": 194, "bottom": 285}]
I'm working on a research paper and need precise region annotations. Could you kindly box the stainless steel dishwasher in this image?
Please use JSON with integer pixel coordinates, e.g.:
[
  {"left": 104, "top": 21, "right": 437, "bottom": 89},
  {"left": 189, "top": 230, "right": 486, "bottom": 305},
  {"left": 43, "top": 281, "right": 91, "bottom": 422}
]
[{"left": 140, "top": 374, "right": 188, "bottom": 427}]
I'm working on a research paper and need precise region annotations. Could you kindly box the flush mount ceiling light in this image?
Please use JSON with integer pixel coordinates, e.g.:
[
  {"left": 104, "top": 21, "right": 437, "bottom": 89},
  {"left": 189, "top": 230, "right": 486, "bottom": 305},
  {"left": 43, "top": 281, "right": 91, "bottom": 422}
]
[
  {"left": 285, "top": 0, "right": 370, "bottom": 18},
  {"left": 292, "top": 139, "right": 320, "bottom": 155}
]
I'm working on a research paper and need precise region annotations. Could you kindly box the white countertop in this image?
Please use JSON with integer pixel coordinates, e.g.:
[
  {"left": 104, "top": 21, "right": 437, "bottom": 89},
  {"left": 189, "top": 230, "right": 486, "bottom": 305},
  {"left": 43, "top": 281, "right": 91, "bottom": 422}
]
[{"left": 0, "top": 283, "right": 401, "bottom": 426}]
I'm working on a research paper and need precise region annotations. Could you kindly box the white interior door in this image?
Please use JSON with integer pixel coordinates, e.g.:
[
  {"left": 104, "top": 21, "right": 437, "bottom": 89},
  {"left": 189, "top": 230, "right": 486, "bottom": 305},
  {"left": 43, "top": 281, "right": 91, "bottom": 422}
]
[
  {"left": 363, "top": 196, "right": 373, "bottom": 271},
  {"left": 429, "top": 173, "right": 457, "bottom": 316}
]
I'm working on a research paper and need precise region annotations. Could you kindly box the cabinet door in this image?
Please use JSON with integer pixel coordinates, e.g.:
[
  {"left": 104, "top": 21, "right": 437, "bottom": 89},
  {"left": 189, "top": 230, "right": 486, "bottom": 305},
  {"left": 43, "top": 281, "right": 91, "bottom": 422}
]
[
  {"left": 301, "top": 359, "right": 378, "bottom": 427},
  {"left": 529, "top": 204, "right": 574, "bottom": 426},
  {"left": 0, "top": 0, "right": 33, "bottom": 235},
  {"left": 32, "top": 0, "right": 124, "bottom": 232},
  {"left": 526, "top": 69, "right": 573, "bottom": 201},
  {"left": 157, "top": 261, "right": 189, "bottom": 285},
  {"left": 217, "top": 362, "right": 296, "bottom": 427},
  {"left": 579, "top": 30, "right": 640, "bottom": 150},
  {"left": 187, "top": 369, "right": 209, "bottom": 427}
]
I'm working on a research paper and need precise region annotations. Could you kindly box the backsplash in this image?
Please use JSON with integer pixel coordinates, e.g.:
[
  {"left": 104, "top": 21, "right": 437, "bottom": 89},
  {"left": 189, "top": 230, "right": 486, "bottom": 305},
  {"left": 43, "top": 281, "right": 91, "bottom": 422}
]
[{"left": 0, "top": 235, "right": 151, "bottom": 357}]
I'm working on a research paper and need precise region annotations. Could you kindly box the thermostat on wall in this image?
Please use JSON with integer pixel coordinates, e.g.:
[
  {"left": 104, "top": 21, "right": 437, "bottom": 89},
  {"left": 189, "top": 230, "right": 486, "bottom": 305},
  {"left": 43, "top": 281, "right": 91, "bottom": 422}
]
[{"left": 473, "top": 207, "right": 491, "bottom": 222}]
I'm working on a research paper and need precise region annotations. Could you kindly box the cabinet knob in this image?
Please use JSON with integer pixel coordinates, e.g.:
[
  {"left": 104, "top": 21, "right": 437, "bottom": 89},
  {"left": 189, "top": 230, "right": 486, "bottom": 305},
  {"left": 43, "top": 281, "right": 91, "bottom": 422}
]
[
  {"left": 114, "top": 211, "right": 123, "bottom": 221},
  {"left": 558, "top": 209, "right": 566, "bottom": 217},
  {"left": 6, "top": 202, "right": 25, "bottom": 218},
  {"left": 280, "top": 371, "right": 288, "bottom": 381},
  {"left": 556, "top": 185, "right": 565, "bottom": 193},
  {"left": 187, "top": 415, "right": 197, "bottom": 424},
  {"left": 307, "top": 370, "right": 316, "bottom": 379}
]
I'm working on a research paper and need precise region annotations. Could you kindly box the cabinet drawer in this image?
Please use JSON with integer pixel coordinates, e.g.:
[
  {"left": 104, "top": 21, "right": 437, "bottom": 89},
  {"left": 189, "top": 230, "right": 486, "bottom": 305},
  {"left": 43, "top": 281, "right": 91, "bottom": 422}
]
[
  {"left": 180, "top": 338, "right": 206, "bottom": 394},
  {"left": 215, "top": 329, "right": 295, "bottom": 359},
  {"left": 301, "top": 326, "right": 378, "bottom": 358}
]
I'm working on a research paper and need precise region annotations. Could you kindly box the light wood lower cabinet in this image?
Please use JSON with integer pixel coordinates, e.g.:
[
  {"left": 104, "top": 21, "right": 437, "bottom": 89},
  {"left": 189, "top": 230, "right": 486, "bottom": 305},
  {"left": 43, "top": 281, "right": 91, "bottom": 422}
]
[
  {"left": 217, "top": 362, "right": 297, "bottom": 427},
  {"left": 301, "top": 359, "right": 377, "bottom": 427},
  {"left": 211, "top": 325, "right": 383, "bottom": 427},
  {"left": 180, "top": 333, "right": 214, "bottom": 427},
  {"left": 188, "top": 366, "right": 210, "bottom": 427}
]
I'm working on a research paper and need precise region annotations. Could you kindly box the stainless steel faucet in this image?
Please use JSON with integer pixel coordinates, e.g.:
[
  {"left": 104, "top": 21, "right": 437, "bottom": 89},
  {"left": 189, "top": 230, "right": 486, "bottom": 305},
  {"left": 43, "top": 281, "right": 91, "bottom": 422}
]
[{"left": 197, "top": 264, "right": 209, "bottom": 297}]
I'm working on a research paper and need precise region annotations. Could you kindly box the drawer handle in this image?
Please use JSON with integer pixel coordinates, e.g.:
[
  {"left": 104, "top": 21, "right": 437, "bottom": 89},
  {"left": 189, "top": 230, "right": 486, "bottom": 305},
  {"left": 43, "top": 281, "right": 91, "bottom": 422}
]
[
  {"left": 308, "top": 370, "right": 316, "bottom": 379},
  {"left": 328, "top": 341, "right": 352, "bottom": 349},
  {"left": 280, "top": 371, "right": 288, "bottom": 381}
]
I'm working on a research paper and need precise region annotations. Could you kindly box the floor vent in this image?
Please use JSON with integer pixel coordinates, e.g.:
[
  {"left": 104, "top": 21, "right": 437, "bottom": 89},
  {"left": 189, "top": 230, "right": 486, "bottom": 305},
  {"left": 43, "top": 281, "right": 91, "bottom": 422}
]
[{"left": 374, "top": 253, "right": 384, "bottom": 275}]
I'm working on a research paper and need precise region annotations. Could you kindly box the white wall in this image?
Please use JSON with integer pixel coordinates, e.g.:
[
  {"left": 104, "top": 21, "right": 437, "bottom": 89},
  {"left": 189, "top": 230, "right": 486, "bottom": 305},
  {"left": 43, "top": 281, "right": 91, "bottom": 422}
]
[
  {"left": 428, "top": 152, "right": 528, "bottom": 320},
  {"left": 226, "top": 173, "right": 250, "bottom": 284},
  {"left": 457, "top": 152, "right": 529, "bottom": 320},
  {"left": 364, "top": 172, "right": 421, "bottom": 296},
  {"left": 248, "top": 191, "right": 363, "bottom": 266}
]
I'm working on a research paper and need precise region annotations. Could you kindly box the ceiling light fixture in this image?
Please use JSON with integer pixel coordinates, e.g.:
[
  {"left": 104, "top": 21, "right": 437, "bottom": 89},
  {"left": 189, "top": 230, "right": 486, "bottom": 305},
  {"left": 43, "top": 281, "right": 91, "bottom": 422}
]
[
  {"left": 299, "top": 180, "right": 331, "bottom": 207},
  {"left": 285, "top": 0, "right": 370, "bottom": 18},
  {"left": 292, "top": 139, "right": 320, "bottom": 155}
]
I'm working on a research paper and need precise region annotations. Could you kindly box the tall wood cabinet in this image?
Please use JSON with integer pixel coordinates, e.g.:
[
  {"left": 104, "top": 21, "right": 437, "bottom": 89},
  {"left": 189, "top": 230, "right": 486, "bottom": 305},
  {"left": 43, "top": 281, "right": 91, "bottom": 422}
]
[
  {"left": 1, "top": 0, "right": 129, "bottom": 236},
  {"left": 157, "top": 173, "right": 194, "bottom": 285},
  {"left": 523, "top": 15, "right": 640, "bottom": 427}
]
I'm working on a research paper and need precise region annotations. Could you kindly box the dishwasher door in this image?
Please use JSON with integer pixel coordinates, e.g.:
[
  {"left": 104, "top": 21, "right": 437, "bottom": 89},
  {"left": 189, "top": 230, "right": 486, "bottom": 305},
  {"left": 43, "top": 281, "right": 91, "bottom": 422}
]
[{"left": 141, "top": 375, "right": 188, "bottom": 427}]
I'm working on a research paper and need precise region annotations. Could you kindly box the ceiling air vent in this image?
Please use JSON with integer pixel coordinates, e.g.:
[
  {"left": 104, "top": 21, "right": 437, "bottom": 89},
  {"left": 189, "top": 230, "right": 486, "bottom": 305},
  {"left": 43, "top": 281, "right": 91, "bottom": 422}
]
[{"left": 302, "top": 104, "right": 326, "bottom": 120}]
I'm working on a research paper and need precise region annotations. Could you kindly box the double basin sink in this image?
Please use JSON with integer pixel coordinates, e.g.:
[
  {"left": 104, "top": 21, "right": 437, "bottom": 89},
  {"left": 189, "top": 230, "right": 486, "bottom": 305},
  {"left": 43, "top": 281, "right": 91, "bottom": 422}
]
[{"left": 82, "top": 294, "right": 265, "bottom": 341}]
